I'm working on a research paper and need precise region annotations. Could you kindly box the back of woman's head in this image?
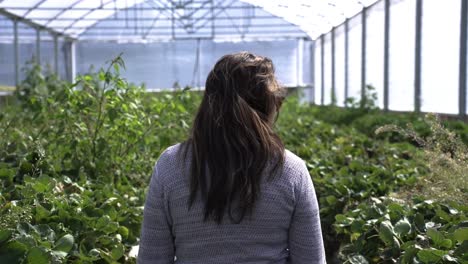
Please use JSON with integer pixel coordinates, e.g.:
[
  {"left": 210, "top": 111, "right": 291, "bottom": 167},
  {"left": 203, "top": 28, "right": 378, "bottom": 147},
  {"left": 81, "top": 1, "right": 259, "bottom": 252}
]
[{"left": 186, "top": 52, "right": 286, "bottom": 224}]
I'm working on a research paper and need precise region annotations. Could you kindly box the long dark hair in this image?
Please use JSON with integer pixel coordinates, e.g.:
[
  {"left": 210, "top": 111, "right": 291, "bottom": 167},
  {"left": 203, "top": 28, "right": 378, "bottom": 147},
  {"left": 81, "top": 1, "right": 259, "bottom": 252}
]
[{"left": 183, "top": 52, "right": 286, "bottom": 224}]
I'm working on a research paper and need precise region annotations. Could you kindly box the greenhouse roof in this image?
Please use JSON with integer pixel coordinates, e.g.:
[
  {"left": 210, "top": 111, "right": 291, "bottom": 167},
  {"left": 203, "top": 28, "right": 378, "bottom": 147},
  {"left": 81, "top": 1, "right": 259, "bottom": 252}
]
[{"left": 0, "top": 0, "right": 378, "bottom": 41}]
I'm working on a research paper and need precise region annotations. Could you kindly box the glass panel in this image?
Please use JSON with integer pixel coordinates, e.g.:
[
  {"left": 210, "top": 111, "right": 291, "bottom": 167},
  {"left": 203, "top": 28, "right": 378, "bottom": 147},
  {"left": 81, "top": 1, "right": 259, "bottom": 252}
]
[
  {"left": 0, "top": 0, "right": 42, "bottom": 8},
  {"left": 335, "top": 24, "right": 346, "bottom": 106},
  {"left": 40, "top": 0, "right": 78, "bottom": 8},
  {"left": 365, "top": 0, "right": 385, "bottom": 108},
  {"left": 389, "top": 0, "right": 415, "bottom": 111},
  {"left": 323, "top": 33, "right": 332, "bottom": 104},
  {"left": 58, "top": 10, "right": 90, "bottom": 19},
  {"left": 18, "top": 22, "right": 36, "bottom": 82},
  {"left": 315, "top": 39, "right": 322, "bottom": 104},
  {"left": 0, "top": 17, "right": 15, "bottom": 87},
  {"left": 27, "top": 9, "right": 62, "bottom": 19},
  {"left": 200, "top": 40, "right": 298, "bottom": 87},
  {"left": 348, "top": 15, "right": 362, "bottom": 103},
  {"left": 39, "top": 31, "right": 54, "bottom": 71},
  {"left": 302, "top": 39, "right": 313, "bottom": 85},
  {"left": 421, "top": 1, "right": 460, "bottom": 114}
]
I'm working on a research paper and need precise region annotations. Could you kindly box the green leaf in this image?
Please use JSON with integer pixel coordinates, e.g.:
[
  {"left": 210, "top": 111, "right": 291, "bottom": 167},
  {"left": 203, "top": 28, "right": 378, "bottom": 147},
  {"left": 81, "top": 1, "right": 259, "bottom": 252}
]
[
  {"left": 26, "top": 247, "right": 49, "bottom": 264},
  {"left": 427, "top": 228, "right": 445, "bottom": 247},
  {"left": 53, "top": 234, "right": 74, "bottom": 255},
  {"left": 0, "top": 230, "right": 12, "bottom": 244},
  {"left": 417, "top": 249, "right": 446, "bottom": 263},
  {"left": 111, "top": 244, "right": 124, "bottom": 260},
  {"left": 96, "top": 215, "right": 111, "bottom": 229},
  {"left": 401, "top": 245, "right": 419, "bottom": 264},
  {"left": 439, "top": 239, "right": 452, "bottom": 250},
  {"left": 348, "top": 254, "right": 369, "bottom": 264},
  {"left": 394, "top": 218, "right": 411, "bottom": 236},
  {"left": 379, "top": 220, "right": 395, "bottom": 245},
  {"left": 0, "top": 241, "right": 28, "bottom": 263},
  {"left": 453, "top": 240, "right": 468, "bottom": 256},
  {"left": 454, "top": 228, "right": 468, "bottom": 242}
]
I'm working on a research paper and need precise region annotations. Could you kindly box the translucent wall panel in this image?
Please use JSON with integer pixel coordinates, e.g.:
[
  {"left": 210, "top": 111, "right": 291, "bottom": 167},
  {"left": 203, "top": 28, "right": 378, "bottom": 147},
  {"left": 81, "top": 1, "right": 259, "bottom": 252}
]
[
  {"left": 348, "top": 15, "right": 362, "bottom": 102},
  {"left": 323, "top": 33, "right": 332, "bottom": 104},
  {"left": 389, "top": 0, "right": 415, "bottom": 111},
  {"left": 334, "top": 25, "right": 346, "bottom": 106},
  {"left": 365, "top": 1, "right": 385, "bottom": 108},
  {"left": 39, "top": 31, "right": 55, "bottom": 72},
  {"left": 57, "top": 39, "right": 68, "bottom": 80},
  {"left": 200, "top": 40, "right": 298, "bottom": 88},
  {"left": 77, "top": 40, "right": 301, "bottom": 89},
  {"left": 77, "top": 40, "right": 197, "bottom": 89},
  {"left": 421, "top": 1, "right": 460, "bottom": 114},
  {"left": 315, "top": 40, "right": 322, "bottom": 104},
  {"left": 302, "top": 39, "right": 313, "bottom": 85},
  {"left": 300, "top": 40, "right": 314, "bottom": 103},
  {"left": 0, "top": 17, "right": 14, "bottom": 87},
  {"left": 18, "top": 23, "right": 36, "bottom": 82}
]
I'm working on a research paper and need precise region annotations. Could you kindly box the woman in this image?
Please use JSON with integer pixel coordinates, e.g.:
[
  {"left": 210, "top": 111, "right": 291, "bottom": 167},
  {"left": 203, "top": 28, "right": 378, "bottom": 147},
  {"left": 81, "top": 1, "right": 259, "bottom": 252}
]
[{"left": 138, "top": 52, "right": 325, "bottom": 263}]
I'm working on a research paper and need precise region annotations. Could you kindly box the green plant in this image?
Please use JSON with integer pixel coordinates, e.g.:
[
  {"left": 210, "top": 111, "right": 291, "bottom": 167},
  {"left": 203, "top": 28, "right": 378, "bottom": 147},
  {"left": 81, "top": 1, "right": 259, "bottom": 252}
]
[{"left": 376, "top": 114, "right": 468, "bottom": 203}]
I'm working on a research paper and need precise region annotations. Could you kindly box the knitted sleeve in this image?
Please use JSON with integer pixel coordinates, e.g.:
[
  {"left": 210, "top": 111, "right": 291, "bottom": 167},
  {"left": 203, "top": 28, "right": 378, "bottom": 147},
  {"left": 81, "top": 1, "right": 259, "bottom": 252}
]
[
  {"left": 288, "top": 161, "right": 326, "bottom": 263},
  {"left": 137, "top": 162, "right": 175, "bottom": 264}
]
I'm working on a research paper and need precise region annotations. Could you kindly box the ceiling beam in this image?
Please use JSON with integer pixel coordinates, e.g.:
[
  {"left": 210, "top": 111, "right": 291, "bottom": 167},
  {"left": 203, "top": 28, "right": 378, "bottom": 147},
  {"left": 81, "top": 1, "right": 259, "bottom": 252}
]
[{"left": 0, "top": 8, "right": 75, "bottom": 40}]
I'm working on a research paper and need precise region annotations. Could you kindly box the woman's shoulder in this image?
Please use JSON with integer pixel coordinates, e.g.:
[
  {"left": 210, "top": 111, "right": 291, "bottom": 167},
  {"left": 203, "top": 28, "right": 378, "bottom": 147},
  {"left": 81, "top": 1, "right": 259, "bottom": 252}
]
[
  {"left": 156, "top": 142, "right": 186, "bottom": 166},
  {"left": 283, "top": 149, "right": 307, "bottom": 171}
]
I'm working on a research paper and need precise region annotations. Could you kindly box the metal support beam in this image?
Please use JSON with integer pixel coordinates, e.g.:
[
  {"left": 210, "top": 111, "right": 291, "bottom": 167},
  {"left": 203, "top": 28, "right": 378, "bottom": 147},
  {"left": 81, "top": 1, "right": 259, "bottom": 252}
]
[
  {"left": 70, "top": 41, "right": 76, "bottom": 82},
  {"left": 345, "top": 18, "right": 349, "bottom": 107},
  {"left": 36, "top": 28, "right": 41, "bottom": 65},
  {"left": 171, "top": 1, "right": 176, "bottom": 39},
  {"left": 211, "top": 0, "right": 215, "bottom": 38},
  {"left": 14, "top": 19, "right": 19, "bottom": 87},
  {"left": 459, "top": 0, "right": 467, "bottom": 117},
  {"left": 311, "top": 40, "right": 316, "bottom": 104},
  {"left": 320, "top": 34, "right": 325, "bottom": 105},
  {"left": 383, "top": 0, "right": 390, "bottom": 111},
  {"left": 331, "top": 27, "right": 336, "bottom": 105},
  {"left": 361, "top": 7, "right": 367, "bottom": 107},
  {"left": 54, "top": 35, "right": 59, "bottom": 75},
  {"left": 297, "top": 38, "right": 304, "bottom": 87},
  {"left": 197, "top": 39, "right": 201, "bottom": 89},
  {"left": 0, "top": 8, "right": 74, "bottom": 40},
  {"left": 414, "top": 0, "right": 423, "bottom": 113}
]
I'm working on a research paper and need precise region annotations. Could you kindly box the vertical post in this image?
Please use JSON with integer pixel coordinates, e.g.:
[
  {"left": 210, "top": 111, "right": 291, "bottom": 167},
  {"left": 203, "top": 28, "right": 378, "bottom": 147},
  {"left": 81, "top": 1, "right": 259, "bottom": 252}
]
[
  {"left": 54, "top": 35, "right": 59, "bottom": 75},
  {"left": 311, "top": 40, "right": 316, "bottom": 104},
  {"left": 36, "top": 28, "right": 41, "bottom": 65},
  {"left": 171, "top": 2, "right": 175, "bottom": 40},
  {"left": 383, "top": 0, "right": 390, "bottom": 111},
  {"left": 345, "top": 18, "right": 349, "bottom": 107},
  {"left": 331, "top": 27, "right": 336, "bottom": 105},
  {"left": 211, "top": 0, "right": 215, "bottom": 39},
  {"left": 459, "top": 0, "right": 467, "bottom": 118},
  {"left": 321, "top": 35, "right": 325, "bottom": 105},
  {"left": 197, "top": 38, "right": 201, "bottom": 89},
  {"left": 361, "top": 7, "right": 367, "bottom": 107},
  {"left": 14, "top": 19, "right": 19, "bottom": 87},
  {"left": 414, "top": 0, "right": 423, "bottom": 113},
  {"left": 297, "top": 38, "right": 304, "bottom": 87},
  {"left": 70, "top": 40, "right": 76, "bottom": 82}
]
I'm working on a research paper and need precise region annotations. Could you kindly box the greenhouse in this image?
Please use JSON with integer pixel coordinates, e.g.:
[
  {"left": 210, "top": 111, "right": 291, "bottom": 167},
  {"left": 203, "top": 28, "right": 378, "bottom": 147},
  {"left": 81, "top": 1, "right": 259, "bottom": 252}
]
[{"left": 0, "top": 0, "right": 467, "bottom": 263}]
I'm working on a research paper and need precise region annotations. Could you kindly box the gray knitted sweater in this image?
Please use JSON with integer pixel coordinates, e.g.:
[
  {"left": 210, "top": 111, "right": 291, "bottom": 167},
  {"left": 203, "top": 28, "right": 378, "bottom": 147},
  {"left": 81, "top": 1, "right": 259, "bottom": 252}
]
[{"left": 138, "top": 143, "right": 326, "bottom": 263}]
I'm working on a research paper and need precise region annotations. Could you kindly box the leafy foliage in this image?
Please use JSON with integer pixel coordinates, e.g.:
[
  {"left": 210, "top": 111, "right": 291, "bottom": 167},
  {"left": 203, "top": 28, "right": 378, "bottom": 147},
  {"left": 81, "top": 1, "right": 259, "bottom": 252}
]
[
  {"left": 0, "top": 59, "right": 466, "bottom": 263},
  {"left": 0, "top": 57, "right": 197, "bottom": 263}
]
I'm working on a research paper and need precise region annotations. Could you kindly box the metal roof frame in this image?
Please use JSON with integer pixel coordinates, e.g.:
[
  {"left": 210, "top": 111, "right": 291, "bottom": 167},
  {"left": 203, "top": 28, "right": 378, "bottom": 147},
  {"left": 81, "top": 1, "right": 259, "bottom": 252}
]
[{"left": 0, "top": 0, "right": 379, "bottom": 42}]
